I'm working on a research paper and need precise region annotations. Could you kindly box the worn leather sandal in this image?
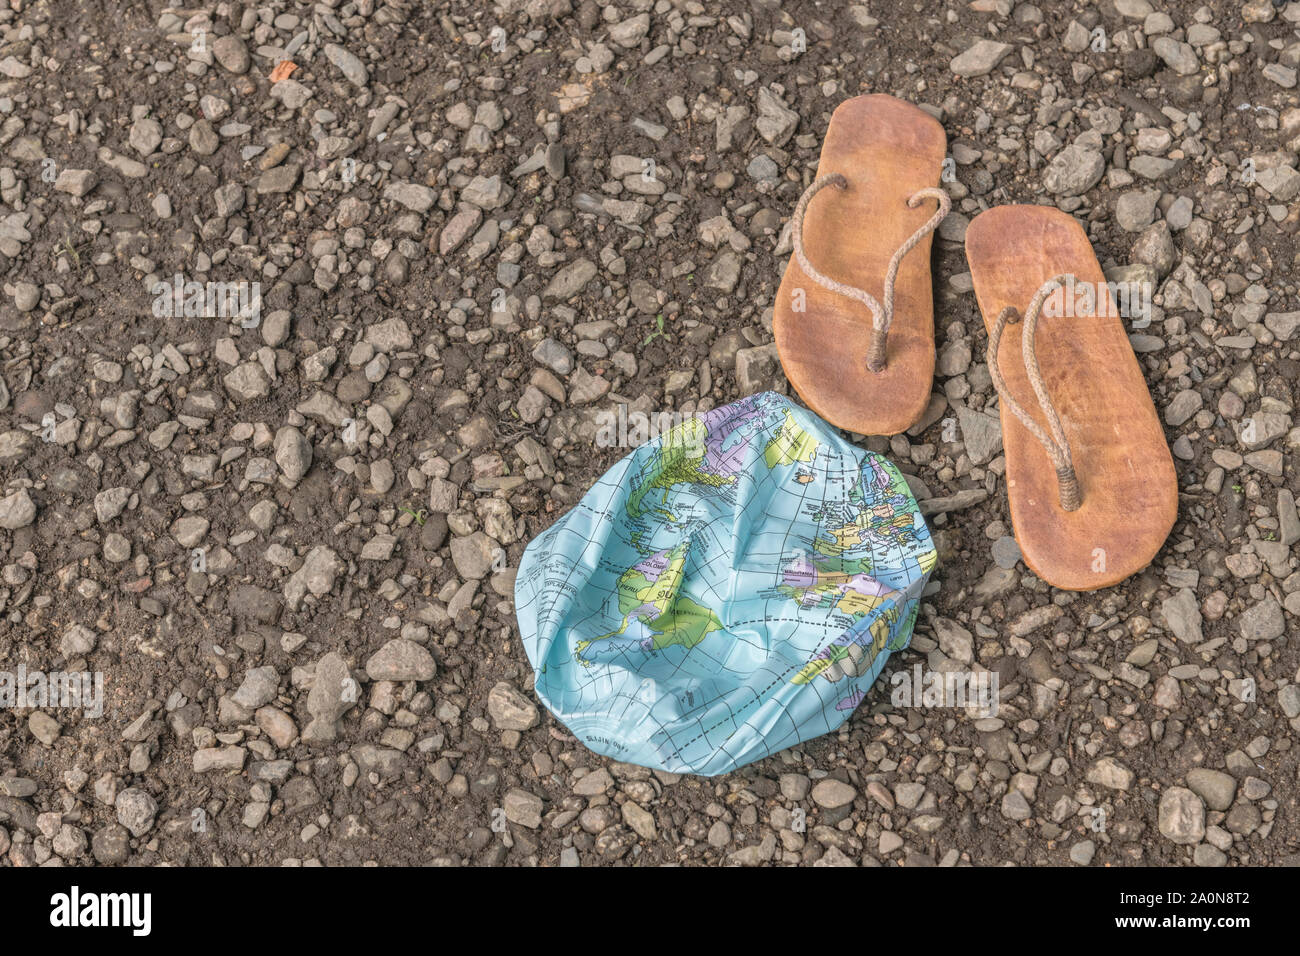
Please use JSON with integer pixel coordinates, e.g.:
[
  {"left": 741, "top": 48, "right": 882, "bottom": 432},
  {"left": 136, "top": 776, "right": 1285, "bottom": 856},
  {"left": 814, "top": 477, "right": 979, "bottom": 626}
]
[
  {"left": 965, "top": 205, "right": 1178, "bottom": 591},
  {"left": 773, "top": 94, "right": 950, "bottom": 436}
]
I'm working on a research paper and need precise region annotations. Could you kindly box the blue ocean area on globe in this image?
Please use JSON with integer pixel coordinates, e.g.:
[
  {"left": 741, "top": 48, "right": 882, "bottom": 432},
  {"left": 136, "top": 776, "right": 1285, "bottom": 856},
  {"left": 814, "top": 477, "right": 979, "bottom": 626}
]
[{"left": 514, "top": 391, "right": 937, "bottom": 776}]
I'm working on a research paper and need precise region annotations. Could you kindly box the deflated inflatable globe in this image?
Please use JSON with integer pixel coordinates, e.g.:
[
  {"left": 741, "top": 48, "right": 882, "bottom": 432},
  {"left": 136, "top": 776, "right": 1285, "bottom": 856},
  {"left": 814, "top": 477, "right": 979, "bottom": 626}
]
[{"left": 514, "top": 392, "right": 937, "bottom": 776}]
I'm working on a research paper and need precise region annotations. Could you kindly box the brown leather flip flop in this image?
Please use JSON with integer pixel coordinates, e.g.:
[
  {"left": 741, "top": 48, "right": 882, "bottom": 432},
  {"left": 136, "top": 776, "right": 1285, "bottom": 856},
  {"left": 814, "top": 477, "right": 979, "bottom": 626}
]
[
  {"left": 774, "top": 94, "right": 950, "bottom": 436},
  {"left": 965, "top": 205, "right": 1178, "bottom": 591}
]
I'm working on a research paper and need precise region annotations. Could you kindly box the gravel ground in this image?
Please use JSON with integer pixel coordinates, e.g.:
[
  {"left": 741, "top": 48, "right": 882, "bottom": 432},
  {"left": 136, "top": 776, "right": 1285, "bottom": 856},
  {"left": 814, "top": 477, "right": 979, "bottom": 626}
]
[{"left": 0, "top": 0, "right": 1299, "bottom": 867}]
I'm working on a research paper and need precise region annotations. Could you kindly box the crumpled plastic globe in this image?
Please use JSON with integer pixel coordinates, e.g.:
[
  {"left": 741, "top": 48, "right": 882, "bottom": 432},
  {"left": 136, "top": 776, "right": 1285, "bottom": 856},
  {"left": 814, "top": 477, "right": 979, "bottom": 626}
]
[{"left": 515, "top": 391, "right": 936, "bottom": 775}]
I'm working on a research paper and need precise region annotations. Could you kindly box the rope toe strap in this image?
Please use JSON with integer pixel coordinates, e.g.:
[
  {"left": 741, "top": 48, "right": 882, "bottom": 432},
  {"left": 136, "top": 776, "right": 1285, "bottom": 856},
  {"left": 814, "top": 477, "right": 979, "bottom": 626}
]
[
  {"left": 791, "top": 173, "right": 950, "bottom": 372},
  {"left": 986, "top": 274, "right": 1082, "bottom": 512}
]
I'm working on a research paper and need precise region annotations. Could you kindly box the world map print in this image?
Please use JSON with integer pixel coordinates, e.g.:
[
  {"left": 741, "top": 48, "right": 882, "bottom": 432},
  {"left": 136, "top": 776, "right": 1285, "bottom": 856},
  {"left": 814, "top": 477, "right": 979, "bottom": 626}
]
[{"left": 514, "top": 391, "right": 936, "bottom": 776}]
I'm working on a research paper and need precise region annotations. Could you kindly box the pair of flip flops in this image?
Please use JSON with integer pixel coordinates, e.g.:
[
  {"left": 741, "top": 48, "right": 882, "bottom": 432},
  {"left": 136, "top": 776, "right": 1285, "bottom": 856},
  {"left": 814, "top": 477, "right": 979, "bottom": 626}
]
[{"left": 774, "top": 95, "right": 1177, "bottom": 592}]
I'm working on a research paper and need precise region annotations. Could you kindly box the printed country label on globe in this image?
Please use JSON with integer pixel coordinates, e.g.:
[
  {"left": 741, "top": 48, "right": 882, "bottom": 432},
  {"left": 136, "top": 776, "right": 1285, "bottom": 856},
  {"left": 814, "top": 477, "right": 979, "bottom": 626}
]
[{"left": 514, "top": 391, "right": 937, "bottom": 776}]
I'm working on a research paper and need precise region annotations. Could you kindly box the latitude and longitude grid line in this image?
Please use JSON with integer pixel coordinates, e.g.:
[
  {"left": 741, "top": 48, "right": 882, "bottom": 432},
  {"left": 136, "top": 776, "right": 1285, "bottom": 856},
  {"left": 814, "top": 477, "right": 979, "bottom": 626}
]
[
  {"left": 514, "top": 456, "right": 639, "bottom": 663},
  {"left": 558, "top": 399, "right": 777, "bottom": 661},
  {"left": 556, "top": 403, "right": 782, "bottom": 739},
  {"left": 662, "top": 451, "right": 849, "bottom": 763},
  {"left": 647, "top": 448, "right": 835, "bottom": 758},
  {"left": 516, "top": 402, "right": 928, "bottom": 768},
  {"left": 602, "top": 421, "right": 808, "bottom": 740},
  {"left": 529, "top": 475, "right": 912, "bottom": 684},
  {"left": 531, "top": 407, "right": 833, "bottom": 755},
  {"left": 522, "top": 445, "right": 725, "bottom": 723},
  {"left": 662, "top": 452, "right": 923, "bottom": 763},
  {"left": 673, "top": 450, "right": 935, "bottom": 758}
]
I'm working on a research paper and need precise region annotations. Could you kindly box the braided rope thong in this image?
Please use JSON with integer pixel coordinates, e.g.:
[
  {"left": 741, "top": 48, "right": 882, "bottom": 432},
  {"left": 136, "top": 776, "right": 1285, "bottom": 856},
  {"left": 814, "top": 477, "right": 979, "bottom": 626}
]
[
  {"left": 986, "top": 274, "right": 1081, "bottom": 512},
  {"left": 790, "top": 173, "right": 950, "bottom": 372}
]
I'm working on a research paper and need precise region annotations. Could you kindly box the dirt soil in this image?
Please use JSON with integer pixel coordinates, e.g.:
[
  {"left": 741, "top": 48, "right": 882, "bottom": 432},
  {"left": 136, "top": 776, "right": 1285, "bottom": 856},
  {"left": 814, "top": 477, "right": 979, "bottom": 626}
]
[{"left": 0, "top": 0, "right": 1298, "bottom": 866}]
